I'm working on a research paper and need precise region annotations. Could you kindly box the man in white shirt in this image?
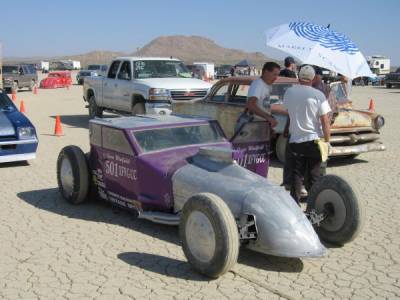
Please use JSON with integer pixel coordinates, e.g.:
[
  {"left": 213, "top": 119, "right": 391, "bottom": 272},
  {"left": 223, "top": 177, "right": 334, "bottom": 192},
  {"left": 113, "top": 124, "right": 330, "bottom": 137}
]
[
  {"left": 283, "top": 65, "right": 331, "bottom": 203},
  {"left": 246, "top": 61, "right": 283, "bottom": 127}
]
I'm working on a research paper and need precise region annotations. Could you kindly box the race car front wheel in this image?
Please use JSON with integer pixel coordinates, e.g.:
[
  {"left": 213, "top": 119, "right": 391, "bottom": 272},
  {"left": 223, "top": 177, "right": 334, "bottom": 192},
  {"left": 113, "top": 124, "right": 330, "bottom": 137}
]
[
  {"left": 306, "top": 175, "right": 365, "bottom": 245},
  {"left": 180, "top": 193, "right": 239, "bottom": 278},
  {"left": 57, "top": 145, "right": 90, "bottom": 204}
]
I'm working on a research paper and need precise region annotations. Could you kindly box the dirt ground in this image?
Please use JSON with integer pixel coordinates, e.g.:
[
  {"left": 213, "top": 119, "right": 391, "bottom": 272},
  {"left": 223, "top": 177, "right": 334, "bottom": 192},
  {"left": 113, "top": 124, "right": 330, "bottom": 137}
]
[{"left": 0, "top": 72, "right": 399, "bottom": 299}]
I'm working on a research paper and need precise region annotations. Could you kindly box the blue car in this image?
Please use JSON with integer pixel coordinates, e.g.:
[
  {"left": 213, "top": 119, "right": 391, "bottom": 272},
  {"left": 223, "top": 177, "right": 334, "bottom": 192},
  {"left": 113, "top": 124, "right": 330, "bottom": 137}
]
[{"left": 0, "top": 90, "right": 38, "bottom": 163}]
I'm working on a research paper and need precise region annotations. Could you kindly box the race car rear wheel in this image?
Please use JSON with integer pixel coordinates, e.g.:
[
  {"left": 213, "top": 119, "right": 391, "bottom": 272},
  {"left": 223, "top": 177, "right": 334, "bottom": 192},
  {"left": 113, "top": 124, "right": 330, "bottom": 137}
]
[
  {"left": 57, "top": 145, "right": 90, "bottom": 204},
  {"left": 306, "top": 175, "right": 364, "bottom": 245},
  {"left": 180, "top": 193, "right": 239, "bottom": 278}
]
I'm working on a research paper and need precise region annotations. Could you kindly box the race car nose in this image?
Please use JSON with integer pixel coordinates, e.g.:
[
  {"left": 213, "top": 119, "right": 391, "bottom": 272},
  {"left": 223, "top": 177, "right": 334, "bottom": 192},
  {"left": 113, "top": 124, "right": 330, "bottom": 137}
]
[{"left": 242, "top": 187, "right": 327, "bottom": 258}]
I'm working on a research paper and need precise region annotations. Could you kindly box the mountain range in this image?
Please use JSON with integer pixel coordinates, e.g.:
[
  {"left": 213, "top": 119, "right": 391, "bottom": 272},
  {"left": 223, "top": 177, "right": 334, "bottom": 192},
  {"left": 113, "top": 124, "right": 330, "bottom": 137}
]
[{"left": 4, "top": 35, "right": 272, "bottom": 67}]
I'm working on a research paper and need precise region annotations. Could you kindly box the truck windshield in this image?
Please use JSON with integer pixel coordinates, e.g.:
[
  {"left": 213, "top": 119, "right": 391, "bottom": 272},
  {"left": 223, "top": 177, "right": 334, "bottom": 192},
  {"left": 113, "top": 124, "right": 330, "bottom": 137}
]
[
  {"left": 2, "top": 66, "right": 18, "bottom": 74},
  {"left": 87, "top": 65, "right": 101, "bottom": 71},
  {"left": 133, "top": 60, "right": 192, "bottom": 79},
  {"left": 133, "top": 124, "right": 225, "bottom": 152}
]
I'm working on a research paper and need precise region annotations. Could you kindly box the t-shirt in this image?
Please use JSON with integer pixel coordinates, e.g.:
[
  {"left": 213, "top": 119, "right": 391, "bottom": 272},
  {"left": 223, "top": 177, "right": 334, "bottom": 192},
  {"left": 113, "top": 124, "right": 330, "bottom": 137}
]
[
  {"left": 279, "top": 68, "right": 297, "bottom": 78},
  {"left": 283, "top": 85, "right": 331, "bottom": 143},
  {"left": 247, "top": 78, "right": 272, "bottom": 117}
]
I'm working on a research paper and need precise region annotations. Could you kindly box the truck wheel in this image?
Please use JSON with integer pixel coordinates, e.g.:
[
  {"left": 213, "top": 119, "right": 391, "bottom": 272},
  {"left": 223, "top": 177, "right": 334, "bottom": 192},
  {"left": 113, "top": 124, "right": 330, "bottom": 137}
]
[
  {"left": 180, "top": 193, "right": 239, "bottom": 278},
  {"left": 11, "top": 82, "right": 18, "bottom": 94},
  {"left": 131, "top": 102, "right": 145, "bottom": 115},
  {"left": 386, "top": 83, "right": 392, "bottom": 88},
  {"left": 57, "top": 145, "right": 90, "bottom": 204},
  {"left": 29, "top": 80, "right": 35, "bottom": 91},
  {"left": 88, "top": 95, "right": 103, "bottom": 118},
  {"left": 306, "top": 175, "right": 364, "bottom": 245},
  {"left": 275, "top": 134, "right": 287, "bottom": 163}
]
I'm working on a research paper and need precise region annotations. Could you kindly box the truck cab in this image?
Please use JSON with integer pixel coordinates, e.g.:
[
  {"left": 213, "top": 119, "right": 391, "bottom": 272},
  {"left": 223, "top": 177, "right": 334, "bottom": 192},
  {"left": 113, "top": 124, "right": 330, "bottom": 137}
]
[{"left": 83, "top": 57, "right": 212, "bottom": 118}]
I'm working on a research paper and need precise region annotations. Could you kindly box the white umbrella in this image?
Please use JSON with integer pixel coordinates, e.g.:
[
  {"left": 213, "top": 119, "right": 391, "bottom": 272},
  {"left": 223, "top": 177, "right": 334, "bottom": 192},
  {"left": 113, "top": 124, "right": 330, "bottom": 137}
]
[{"left": 265, "top": 22, "right": 374, "bottom": 79}]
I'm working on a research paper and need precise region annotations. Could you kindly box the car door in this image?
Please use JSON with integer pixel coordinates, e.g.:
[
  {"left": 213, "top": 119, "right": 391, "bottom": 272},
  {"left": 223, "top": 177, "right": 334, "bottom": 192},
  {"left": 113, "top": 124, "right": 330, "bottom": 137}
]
[
  {"left": 230, "top": 120, "right": 271, "bottom": 178},
  {"left": 115, "top": 60, "right": 133, "bottom": 112},
  {"left": 99, "top": 126, "right": 139, "bottom": 207},
  {"left": 103, "top": 60, "right": 121, "bottom": 110}
]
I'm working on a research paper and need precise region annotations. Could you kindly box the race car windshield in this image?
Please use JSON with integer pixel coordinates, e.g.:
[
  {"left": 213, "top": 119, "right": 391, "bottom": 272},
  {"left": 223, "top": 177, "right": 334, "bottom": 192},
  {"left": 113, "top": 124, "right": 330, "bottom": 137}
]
[
  {"left": 87, "top": 65, "right": 101, "bottom": 71},
  {"left": 134, "top": 60, "right": 192, "bottom": 79},
  {"left": 133, "top": 124, "right": 225, "bottom": 152}
]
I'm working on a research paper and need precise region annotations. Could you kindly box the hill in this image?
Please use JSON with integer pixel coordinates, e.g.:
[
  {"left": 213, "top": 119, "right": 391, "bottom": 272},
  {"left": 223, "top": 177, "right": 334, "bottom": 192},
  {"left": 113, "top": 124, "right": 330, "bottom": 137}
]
[
  {"left": 133, "top": 35, "right": 270, "bottom": 66},
  {"left": 3, "top": 36, "right": 274, "bottom": 67}
]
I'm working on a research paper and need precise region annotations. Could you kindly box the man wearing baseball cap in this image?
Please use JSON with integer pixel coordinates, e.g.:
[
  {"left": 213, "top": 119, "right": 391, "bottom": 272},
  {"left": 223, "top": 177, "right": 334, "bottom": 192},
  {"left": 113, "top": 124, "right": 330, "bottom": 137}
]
[
  {"left": 282, "top": 65, "right": 331, "bottom": 203},
  {"left": 279, "top": 56, "right": 297, "bottom": 78}
]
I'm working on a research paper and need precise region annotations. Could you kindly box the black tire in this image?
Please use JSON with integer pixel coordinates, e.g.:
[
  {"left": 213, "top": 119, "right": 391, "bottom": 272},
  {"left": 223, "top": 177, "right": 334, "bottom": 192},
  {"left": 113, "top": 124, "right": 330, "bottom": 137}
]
[
  {"left": 275, "top": 134, "right": 287, "bottom": 163},
  {"left": 57, "top": 145, "right": 90, "bottom": 204},
  {"left": 386, "top": 83, "right": 392, "bottom": 89},
  {"left": 29, "top": 80, "right": 35, "bottom": 91},
  {"left": 85, "top": 152, "right": 97, "bottom": 201},
  {"left": 306, "top": 175, "right": 364, "bottom": 245},
  {"left": 180, "top": 193, "right": 239, "bottom": 278},
  {"left": 88, "top": 95, "right": 103, "bottom": 118},
  {"left": 11, "top": 82, "right": 18, "bottom": 94},
  {"left": 131, "top": 101, "right": 145, "bottom": 115}
]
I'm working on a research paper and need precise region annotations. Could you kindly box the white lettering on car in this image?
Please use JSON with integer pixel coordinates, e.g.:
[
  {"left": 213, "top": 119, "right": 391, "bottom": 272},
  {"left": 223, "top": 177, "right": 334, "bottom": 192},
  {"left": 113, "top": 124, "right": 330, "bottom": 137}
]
[{"left": 104, "top": 160, "right": 137, "bottom": 180}]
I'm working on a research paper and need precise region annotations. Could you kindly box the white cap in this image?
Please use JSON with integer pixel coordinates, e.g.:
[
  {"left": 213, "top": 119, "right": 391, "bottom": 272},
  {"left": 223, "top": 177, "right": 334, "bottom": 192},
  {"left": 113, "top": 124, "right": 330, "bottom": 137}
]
[{"left": 299, "top": 65, "right": 315, "bottom": 81}]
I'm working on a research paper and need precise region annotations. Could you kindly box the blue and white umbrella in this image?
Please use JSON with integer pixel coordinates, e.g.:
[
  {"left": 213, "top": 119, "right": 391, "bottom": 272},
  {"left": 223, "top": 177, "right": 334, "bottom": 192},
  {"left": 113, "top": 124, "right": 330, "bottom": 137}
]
[{"left": 265, "top": 22, "right": 374, "bottom": 79}]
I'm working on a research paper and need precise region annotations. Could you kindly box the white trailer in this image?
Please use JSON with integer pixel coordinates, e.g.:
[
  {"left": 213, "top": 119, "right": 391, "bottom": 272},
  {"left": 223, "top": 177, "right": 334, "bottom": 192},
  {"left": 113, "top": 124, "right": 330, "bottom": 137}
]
[
  {"left": 367, "top": 55, "right": 390, "bottom": 75},
  {"left": 71, "top": 60, "right": 81, "bottom": 70},
  {"left": 193, "top": 62, "right": 215, "bottom": 80},
  {"left": 40, "top": 61, "right": 50, "bottom": 72}
]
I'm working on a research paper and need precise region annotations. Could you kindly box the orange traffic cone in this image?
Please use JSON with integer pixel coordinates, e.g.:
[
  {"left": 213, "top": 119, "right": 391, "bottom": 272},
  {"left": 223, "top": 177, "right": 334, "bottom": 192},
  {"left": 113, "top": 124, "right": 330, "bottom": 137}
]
[
  {"left": 54, "top": 116, "right": 63, "bottom": 136},
  {"left": 33, "top": 85, "right": 38, "bottom": 95},
  {"left": 369, "top": 98, "right": 375, "bottom": 111},
  {"left": 11, "top": 90, "right": 17, "bottom": 101},
  {"left": 19, "top": 100, "right": 26, "bottom": 113}
]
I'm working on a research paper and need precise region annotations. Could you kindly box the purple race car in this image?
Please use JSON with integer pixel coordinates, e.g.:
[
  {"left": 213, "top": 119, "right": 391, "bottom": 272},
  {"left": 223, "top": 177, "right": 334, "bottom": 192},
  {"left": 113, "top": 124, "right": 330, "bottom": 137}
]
[{"left": 57, "top": 115, "right": 364, "bottom": 278}]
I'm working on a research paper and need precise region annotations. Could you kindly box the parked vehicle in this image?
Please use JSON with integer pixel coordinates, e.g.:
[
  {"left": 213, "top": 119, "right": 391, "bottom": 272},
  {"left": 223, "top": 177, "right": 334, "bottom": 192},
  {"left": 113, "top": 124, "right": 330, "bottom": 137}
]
[
  {"left": 2, "top": 64, "right": 38, "bottom": 93},
  {"left": 215, "top": 65, "right": 233, "bottom": 79},
  {"left": 385, "top": 67, "right": 400, "bottom": 88},
  {"left": 193, "top": 62, "right": 215, "bottom": 80},
  {"left": 40, "top": 71, "right": 72, "bottom": 89},
  {"left": 76, "top": 70, "right": 98, "bottom": 85},
  {"left": 56, "top": 114, "right": 363, "bottom": 278},
  {"left": 83, "top": 57, "right": 211, "bottom": 118},
  {"left": 0, "top": 90, "right": 38, "bottom": 163},
  {"left": 173, "top": 76, "right": 386, "bottom": 162},
  {"left": 367, "top": 55, "right": 391, "bottom": 76},
  {"left": 86, "top": 64, "right": 108, "bottom": 76},
  {"left": 40, "top": 61, "right": 50, "bottom": 73}
]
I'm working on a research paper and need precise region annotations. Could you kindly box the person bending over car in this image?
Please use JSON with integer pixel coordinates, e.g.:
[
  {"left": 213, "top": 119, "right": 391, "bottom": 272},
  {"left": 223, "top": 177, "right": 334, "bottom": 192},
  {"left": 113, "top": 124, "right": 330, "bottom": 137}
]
[{"left": 283, "top": 65, "right": 331, "bottom": 203}]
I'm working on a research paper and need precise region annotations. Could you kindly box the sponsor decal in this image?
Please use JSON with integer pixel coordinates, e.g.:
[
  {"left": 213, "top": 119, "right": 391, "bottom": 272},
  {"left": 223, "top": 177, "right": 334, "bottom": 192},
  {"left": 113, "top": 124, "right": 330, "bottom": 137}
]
[{"left": 234, "top": 144, "right": 267, "bottom": 167}]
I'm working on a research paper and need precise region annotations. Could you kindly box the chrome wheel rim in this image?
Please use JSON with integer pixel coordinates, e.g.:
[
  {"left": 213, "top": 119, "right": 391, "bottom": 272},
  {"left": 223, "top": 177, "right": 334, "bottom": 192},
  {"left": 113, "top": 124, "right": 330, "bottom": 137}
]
[
  {"left": 60, "top": 157, "right": 74, "bottom": 197},
  {"left": 316, "top": 189, "right": 346, "bottom": 231},
  {"left": 186, "top": 211, "right": 216, "bottom": 263}
]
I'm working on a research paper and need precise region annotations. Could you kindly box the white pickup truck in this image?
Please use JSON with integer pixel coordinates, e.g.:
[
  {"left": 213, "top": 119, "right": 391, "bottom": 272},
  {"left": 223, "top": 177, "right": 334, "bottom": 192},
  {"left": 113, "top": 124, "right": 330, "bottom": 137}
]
[{"left": 83, "top": 57, "right": 212, "bottom": 117}]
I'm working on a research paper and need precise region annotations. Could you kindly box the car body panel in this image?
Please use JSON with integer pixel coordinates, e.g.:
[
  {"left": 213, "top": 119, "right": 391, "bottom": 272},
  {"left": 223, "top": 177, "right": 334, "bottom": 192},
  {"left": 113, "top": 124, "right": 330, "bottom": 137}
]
[
  {"left": 0, "top": 91, "right": 38, "bottom": 163},
  {"left": 173, "top": 76, "right": 386, "bottom": 158}
]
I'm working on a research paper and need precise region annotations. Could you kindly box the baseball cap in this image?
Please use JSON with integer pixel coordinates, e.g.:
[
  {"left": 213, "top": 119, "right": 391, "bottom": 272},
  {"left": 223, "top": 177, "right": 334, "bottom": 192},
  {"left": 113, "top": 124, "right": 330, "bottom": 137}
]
[
  {"left": 284, "top": 56, "right": 295, "bottom": 65},
  {"left": 298, "top": 65, "right": 316, "bottom": 81}
]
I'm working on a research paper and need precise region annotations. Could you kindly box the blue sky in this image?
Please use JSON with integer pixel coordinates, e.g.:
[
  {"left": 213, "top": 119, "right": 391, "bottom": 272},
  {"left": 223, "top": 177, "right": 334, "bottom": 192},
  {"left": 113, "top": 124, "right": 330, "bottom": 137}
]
[{"left": 1, "top": 0, "right": 399, "bottom": 65}]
